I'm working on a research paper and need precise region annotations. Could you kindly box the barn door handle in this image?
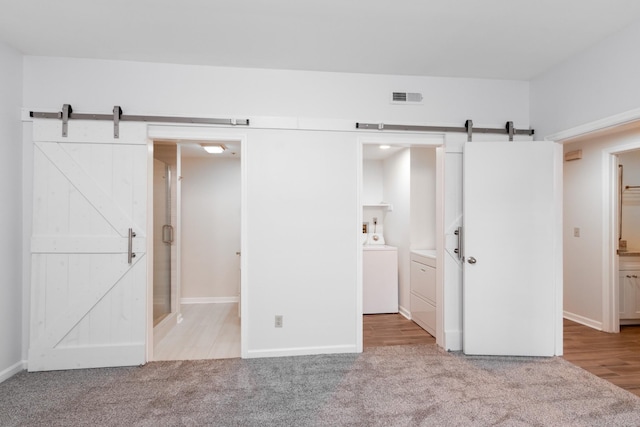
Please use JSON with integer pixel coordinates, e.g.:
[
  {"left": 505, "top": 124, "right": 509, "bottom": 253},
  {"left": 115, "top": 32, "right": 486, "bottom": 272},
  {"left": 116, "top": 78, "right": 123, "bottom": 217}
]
[{"left": 128, "top": 228, "right": 137, "bottom": 264}]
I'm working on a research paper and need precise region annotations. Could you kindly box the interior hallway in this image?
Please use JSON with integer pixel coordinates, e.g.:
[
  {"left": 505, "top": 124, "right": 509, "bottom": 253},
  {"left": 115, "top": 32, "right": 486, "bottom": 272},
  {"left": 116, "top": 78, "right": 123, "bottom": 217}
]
[{"left": 154, "top": 303, "right": 240, "bottom": 361}]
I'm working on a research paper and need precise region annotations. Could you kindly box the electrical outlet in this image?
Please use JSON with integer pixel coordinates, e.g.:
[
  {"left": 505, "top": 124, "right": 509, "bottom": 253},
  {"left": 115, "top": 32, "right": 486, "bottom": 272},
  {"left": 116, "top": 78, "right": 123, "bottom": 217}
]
[
  {"left": 574, "top": 227, "right": 580, "bottom": 237},
  {"left": 275, "top": 315, "right": 283, "bottom": 328}
]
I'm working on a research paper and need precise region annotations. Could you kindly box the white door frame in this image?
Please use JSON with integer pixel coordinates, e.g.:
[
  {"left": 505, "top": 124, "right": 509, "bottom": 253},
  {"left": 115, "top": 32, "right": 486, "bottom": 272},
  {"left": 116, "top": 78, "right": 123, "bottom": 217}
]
[
  {"left": 146, "top": 125, "right": 248, "bottom": 360},
  {"left": 357, "top": 133, "right": 445, "bottom": 349},
  {"left": 602, "top": 139, "right": 640, "bottom": 332}
]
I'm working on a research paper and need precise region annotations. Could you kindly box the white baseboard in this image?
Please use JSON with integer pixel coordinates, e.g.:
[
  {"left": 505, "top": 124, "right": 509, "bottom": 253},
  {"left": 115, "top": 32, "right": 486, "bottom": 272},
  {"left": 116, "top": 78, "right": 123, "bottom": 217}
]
[
  {"left": 399, "top": 305, "right": 411, "bottom": 320},
  {"left": 245, "top": 344, "right": 358, "bottom": 359},
  {"left": 444, "top": 329, "right": 462, "bottom": 351},
  {"left": 564, "top": 311, "right": 603, "bottom": 331},
  {"left": 0, "top": 360, "right": 26, "bottom": 384},
  {"left": 180, "top": 296, "right": 239, "bottom": 304},
  {"left": 153, "top": 312, "right": 179, "bottom": 344}
]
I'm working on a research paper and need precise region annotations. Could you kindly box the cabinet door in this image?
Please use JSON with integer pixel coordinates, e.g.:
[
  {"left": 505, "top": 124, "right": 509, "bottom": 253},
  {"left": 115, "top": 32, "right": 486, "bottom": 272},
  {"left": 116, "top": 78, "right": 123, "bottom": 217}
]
[
  {"left": 620, "top": 272, "right": 632, "bottom": 319},
  {"left": 633, "top": 272, "right": 640, "bottom": 318},
  {"left": 620, "top": 271, "right": 640, "bottom": 320}
]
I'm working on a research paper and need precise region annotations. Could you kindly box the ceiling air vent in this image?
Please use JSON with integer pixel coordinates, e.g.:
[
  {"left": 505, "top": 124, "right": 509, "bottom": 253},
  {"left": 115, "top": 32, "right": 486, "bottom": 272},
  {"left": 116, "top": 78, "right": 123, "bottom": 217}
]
[{"left": 391, "top": 91, "right": 423, "bottom": 105}]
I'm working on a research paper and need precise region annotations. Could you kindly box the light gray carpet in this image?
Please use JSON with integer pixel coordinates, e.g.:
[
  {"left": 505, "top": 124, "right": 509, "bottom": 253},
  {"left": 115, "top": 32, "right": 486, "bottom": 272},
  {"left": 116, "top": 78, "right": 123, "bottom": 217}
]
[{"left": 2, "top": 344, "right": 640, "bottom": 426}]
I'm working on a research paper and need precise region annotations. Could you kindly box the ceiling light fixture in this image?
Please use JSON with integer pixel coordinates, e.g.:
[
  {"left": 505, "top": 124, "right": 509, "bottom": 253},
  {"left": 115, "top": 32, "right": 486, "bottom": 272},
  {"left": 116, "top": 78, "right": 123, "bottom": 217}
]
[
  {"left": 201, "top": 144, "right": 226, "bottom": 154},
  {"left": 379, "top": 145, "right": 391, "bottom": 150}
]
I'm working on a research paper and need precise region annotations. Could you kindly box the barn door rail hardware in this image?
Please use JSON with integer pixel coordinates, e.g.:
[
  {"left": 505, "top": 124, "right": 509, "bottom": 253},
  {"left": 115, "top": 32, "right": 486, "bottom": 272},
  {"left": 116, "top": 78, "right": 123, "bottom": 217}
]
[
  {"left": 30, "top": 104, "right": 251, "bottom": 138},
  {"left": 355, "top": 120, "right": 534, "bottom": 142}
]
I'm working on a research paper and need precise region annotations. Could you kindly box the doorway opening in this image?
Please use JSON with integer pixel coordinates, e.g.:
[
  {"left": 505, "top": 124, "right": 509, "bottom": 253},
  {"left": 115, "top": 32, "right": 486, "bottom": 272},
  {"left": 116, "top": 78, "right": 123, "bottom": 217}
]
[
  {"left": 358, "top": 136, "right": 444, "bottom": 350},
  {"left": 617, "top": 149, "right": 640, "bottom": 326},
  {"left": 150, "top": 138, "right": 242, "bottom": 361},
  {"left": 557, "top": 119, "right": 640, "bottom": 335},
  {"left": 607, "top": 145, "right": 640, "bottom": 330}
]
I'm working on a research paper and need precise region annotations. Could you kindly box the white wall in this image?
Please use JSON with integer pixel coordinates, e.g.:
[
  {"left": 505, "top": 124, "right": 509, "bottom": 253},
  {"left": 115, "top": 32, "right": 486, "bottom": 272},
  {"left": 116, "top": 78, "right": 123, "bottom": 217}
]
[
  {"left": 246, "top": 129, "right": 357, "bottom": 355},
  {"left": 531, "top": 19, "right": 640, "bottom": 139},
  {"left": 562, "top": 135, "right": 608, "bottom": 326},
  {"left": 362, "top": 160, "right": 383, "bottom": 205},
  {"left": 383, "top": 149, "right": 411, "bottom": 311},
  {"left": 21, "top": 56, "right": 531, "bottom": 358},
  {"left": 410, "top": 147, "right": 437, "bottom": 250},
  {"left": 0, "top": 42, "right": 23, "bottom": 381},
  {"left": 362, "top": 159, "right": 385, "bottom": 243},
  {"left": 181, "top": 156, "right": 241, "bottom": 300},
  {"left": 530, "top": 17, "right": 640, "bottom": 329},
  {"left": 23, "top": 56, "right": 530, "bottom": 128},
  {"left": 562, "top": 127, "right": 640, "bottom": 327}
]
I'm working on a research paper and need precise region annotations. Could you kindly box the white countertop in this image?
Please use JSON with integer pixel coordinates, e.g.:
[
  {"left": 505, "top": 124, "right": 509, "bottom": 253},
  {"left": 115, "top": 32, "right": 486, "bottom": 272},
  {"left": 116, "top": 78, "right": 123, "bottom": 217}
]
[
  {"left": 363, "top": 244, "right": 397, "bottom": 251},
  {"left": 410, "top": 249, "right": 436, "bottom": 259}
]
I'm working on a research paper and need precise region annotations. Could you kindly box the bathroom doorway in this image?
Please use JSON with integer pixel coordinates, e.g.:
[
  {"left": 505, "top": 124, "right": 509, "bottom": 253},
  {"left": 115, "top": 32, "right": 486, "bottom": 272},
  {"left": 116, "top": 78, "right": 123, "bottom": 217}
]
[{"left": 151, "top": 139, "right": 242, "bottom": 361}]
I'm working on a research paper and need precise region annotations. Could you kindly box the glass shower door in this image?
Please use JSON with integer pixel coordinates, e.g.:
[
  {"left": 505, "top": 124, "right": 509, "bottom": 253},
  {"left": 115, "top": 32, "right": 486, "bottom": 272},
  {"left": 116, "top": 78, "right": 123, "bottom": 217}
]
[{"left": 153, "top": 145, "right": 176, "bottom": 325}]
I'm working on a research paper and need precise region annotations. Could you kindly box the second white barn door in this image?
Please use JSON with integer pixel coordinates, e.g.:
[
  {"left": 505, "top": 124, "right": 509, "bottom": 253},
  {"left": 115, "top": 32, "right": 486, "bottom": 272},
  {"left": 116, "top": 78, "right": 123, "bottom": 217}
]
[
  {"left": 28, "top": 119, "right": 148, "bottom": 371},
  {"left": 463, "top": 141, "right": 562, "bottom": 357}
]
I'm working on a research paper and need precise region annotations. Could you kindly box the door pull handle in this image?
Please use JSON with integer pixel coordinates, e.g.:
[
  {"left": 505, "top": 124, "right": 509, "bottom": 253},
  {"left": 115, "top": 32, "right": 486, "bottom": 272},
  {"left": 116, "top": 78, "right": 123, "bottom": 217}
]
[
  {"left": 468, "top": 257, "right": 477, "bottom": 264},
  {"left": 454, "top": 226, "right": 463, "bottom": 260},
  {"left": 128, "top": 228, "right": 136, "bottom": 264}
]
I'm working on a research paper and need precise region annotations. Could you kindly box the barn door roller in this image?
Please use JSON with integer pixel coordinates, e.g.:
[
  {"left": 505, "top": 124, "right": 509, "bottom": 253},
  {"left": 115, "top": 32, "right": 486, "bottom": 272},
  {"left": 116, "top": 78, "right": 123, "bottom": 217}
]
[{"left": 30, "top": 104, "right": 251, "bottom": 138}]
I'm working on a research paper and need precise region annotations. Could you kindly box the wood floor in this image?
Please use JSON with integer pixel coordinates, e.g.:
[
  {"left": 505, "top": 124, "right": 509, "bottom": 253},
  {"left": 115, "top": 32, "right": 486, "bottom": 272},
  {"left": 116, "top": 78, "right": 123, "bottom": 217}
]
[
  {"left": 153, "top": 303, "right": 241, "bottom": 361},
  {"left": 363, "top": 313, "right": 435, "bottom": 348},
  {"left": 563, "top": 319, "right": 640, "bottom": 397}
]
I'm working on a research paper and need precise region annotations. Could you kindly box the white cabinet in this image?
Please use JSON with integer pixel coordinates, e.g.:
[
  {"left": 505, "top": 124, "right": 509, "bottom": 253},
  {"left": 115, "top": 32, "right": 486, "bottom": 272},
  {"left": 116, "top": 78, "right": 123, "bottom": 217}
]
[
  {"left": 619, "top": 258, "right": 640, "bottom": 324},
  {"left": 410, "top": 250, "right": 436, "bottom": 337}
]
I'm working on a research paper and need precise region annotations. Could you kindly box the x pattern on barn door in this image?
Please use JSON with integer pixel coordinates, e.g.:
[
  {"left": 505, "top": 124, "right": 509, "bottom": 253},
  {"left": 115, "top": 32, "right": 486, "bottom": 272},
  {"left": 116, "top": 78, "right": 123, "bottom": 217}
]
[{"left": 28, "top": 120, "right": 148, "bottom": 371}]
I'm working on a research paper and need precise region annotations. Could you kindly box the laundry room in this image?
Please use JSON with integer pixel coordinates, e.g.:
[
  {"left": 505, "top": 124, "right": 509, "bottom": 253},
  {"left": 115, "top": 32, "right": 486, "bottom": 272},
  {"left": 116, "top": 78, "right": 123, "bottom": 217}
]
[{"left": 362, "top": 143, "right": 437, "bottom": 335}]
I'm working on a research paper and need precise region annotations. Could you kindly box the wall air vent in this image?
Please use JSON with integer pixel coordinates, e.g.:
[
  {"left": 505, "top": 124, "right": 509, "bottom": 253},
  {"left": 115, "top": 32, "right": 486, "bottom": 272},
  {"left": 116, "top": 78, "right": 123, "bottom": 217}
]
[{"left": 391, "top": 91, "right": 423, "bottom": 105}]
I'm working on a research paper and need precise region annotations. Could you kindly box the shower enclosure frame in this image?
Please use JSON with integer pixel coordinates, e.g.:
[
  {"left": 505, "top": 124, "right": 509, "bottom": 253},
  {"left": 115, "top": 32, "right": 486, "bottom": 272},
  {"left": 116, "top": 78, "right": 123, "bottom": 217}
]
[{"left": 151, "top": 142, "right": 182, "bottom": 348}]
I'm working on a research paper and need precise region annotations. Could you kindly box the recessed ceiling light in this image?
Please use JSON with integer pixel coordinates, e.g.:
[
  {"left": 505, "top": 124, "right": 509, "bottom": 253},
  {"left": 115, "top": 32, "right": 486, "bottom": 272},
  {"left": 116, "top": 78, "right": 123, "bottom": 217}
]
[
  {"left": 380, "top": 145, "right": 391, "bottom": 150},
  {"left": 201, "top": 144, "right": 226, "bottom": 154}
]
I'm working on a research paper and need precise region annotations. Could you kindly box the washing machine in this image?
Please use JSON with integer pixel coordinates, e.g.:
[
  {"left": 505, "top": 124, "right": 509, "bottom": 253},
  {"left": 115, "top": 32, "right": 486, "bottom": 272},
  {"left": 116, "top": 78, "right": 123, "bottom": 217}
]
[{"left": 363, "top": 245, "right": 398, "bottom": 314}]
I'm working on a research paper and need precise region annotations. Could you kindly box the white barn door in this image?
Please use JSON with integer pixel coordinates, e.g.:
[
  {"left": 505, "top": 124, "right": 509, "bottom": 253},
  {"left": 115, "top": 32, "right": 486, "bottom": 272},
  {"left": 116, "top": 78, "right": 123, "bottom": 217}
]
[
  {"left": 28, "top": 120, "right": 148, "bottom": 371},
  {"left": 463, "top": 141, "right": 562, "bottom": 357}
]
